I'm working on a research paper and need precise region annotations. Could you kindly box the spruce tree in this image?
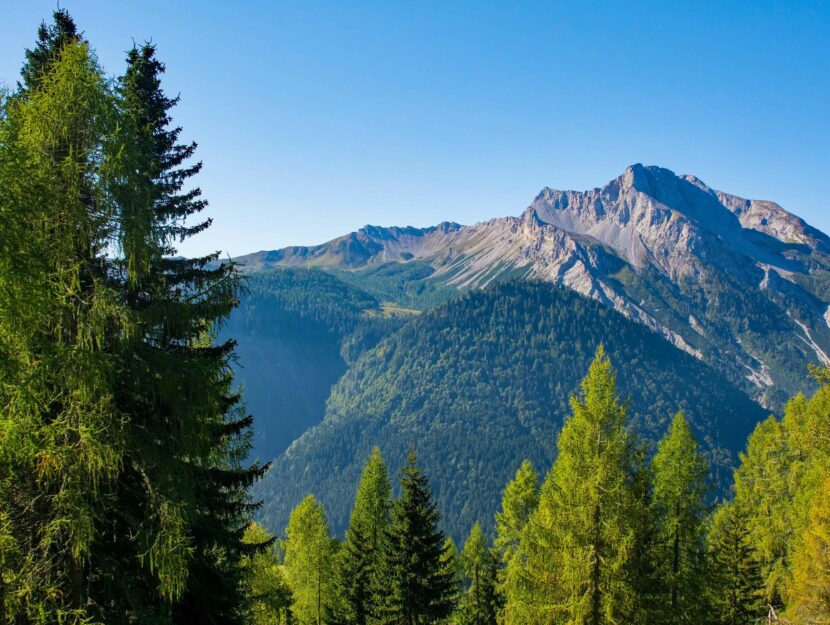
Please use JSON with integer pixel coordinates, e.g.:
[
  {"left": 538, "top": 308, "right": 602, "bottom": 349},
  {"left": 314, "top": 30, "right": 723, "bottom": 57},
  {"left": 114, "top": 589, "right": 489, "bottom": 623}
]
[
  {"left": 650, "top": 413, "right": 709, "bottom": 625},
  {"left": 284, "top": 495, "right": 337, "bottom": 625},
  {"left": 381, "top": 450, "right": 457, "bottom": 625},
  {"left": 336, "top": 447, "right": 393, "bottom": 625},
  {"left": 503, "top": 346, "right": 643, "bottom": 625},
  {"left": 113, "top": 42, "right": 266, "bottom": 625},
  {"left": 707, "top": 502, "right": 764, "bottom": 625}
]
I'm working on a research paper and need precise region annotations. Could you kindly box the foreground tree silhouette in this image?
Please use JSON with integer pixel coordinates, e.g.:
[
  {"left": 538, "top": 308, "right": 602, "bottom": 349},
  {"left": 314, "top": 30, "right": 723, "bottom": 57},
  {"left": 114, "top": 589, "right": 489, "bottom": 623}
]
[{"left": 380, "top": 450, "right": 457, "bottom": 625}]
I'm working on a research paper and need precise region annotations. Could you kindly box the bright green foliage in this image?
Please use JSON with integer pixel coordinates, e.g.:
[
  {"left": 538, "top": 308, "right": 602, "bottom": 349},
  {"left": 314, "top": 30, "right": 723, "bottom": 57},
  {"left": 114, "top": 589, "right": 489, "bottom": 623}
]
[
  {"left": 380, "top": 450, "right": 457, "bottom": 625},
  {"left": 707, "top": 502, "right": 764, "bottom": 625},
  {"left": 650, "top": 413, "right": 709, "bottom": 624},
  {"left": 0, "top": 11, "right": 261, "bottom": 623},
  {"left": 504, "top": 346, "right": 643, "bottom": 625},
  {"left": 0, "top": 27, "right": 125, "bottom": 623},
  {"left": 441, "top": 537, "right": 464, "bottom": 606},
  {"left": 456, "top": 523, "right": 500, "bottom": 625},
  {"left": 336, "top": 447, "right": 393, "bottom": 625},
  {"left": 242, "top": 523, "right": 293, "bottom": 625},
  {"left": 731, "top": 414, "right": 793, "bottom": 605},
  {"left": 493, "top": 460, "right": 538, "bottom": 568},
  {"left": 787, "top": 474, "right": 830, "bottom": 625},
  {"left": 284, "top": 495, "right": 337, "bottom": 625}
]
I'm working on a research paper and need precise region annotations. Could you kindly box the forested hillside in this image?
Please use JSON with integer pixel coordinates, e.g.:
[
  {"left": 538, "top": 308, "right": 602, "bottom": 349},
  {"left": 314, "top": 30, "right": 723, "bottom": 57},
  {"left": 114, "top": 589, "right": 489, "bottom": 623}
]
[
  {"left": 255, "top": 281, "right": 767, "bottom": 540},
  {"left": 221, "top": 268, "right": 411, "bottom": 460}
]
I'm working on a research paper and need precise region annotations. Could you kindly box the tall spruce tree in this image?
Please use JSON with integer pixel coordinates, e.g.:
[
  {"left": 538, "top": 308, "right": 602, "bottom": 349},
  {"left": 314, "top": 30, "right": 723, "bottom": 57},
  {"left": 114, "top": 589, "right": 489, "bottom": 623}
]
[
  {"left": 503, "top": 346, "right": 643, "bottom": 625},
  {"left": 650, "top": 413, "right": 709, "bottom": 625},
  {"left": 113, "top": 42, "right": 266, "bottom": 625},
  {"left": 336, "top": 447, "right": 393, "bottom": 625},
  {"left": 381, "top": 450, "right": 457, "bottom": 625},
  {"left": 284, "top": 495, "right": 337, "bottom": 625},
  {"left": 707, "top": 502, "right": 764, "bottom": 625}
]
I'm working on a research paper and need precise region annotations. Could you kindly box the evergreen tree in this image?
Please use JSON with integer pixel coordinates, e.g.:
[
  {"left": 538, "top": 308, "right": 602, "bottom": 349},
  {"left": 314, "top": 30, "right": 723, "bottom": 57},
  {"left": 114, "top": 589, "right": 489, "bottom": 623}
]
[
  {"left": 0, "top": 23, "right": 124, "bottom": 622},
  {"left": 19, "top": 9, "right": 82, "bottom": 92},
  {"left": 503, "top": 346, "right": 643, "bottom": 625},
  {"left": 493, "top": 460, "right": 538, "bottom": 568},
  {"left": 457, "top": 523, "right": 500, "bottom": 625},
  {"left": 707, "top": 502, "right": 764, "bottom": 625},
  {"left": 284, "top": 495, "right": 337, "bottom": 625},
  {"left": 336, "top": 447, "right": 393, "bottom": 625},
  {"left": 241, "top": 523, "right": 294, "bottom": 625},
  {"left": 381, "top": 450, "right": 457, "bottom": 625},
  {"left": 113, "top": 42, "right": 266, "bottom": 625},
  {"left": 787, "top": 474, "right": 830, "bottom": 625},
  {"left": 650, "top": 413, "right": 709, "bottom": 625}
]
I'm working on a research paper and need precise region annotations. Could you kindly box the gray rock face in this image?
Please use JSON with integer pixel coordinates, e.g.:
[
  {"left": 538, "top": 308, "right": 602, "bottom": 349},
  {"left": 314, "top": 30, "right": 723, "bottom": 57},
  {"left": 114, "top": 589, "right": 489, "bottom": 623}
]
[{"left": 236, "top": 164, "right": 830, "bottom": 407}]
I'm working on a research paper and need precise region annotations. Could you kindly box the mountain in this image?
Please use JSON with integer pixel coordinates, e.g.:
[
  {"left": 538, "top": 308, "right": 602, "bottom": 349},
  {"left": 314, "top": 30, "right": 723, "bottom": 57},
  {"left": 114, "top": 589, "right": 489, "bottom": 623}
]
[
  {"left": 219, "top": 269, "right": 413, "bottom": 461},
  {"left": 236, "top": 165, "right": 830, "bottom": 409},
  {"left": 253, "top": 281, "right": 768, "bottom": 541}
]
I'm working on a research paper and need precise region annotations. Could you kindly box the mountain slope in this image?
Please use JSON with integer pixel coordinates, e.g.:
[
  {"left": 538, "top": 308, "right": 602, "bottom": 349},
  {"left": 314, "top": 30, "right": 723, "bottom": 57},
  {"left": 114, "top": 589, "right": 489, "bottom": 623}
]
[
  {"left": 254, "top": 282, "right": 767, "bottom": 540},
  {"left": 235, "top": 165, "right": 830, "bottom": 409}
]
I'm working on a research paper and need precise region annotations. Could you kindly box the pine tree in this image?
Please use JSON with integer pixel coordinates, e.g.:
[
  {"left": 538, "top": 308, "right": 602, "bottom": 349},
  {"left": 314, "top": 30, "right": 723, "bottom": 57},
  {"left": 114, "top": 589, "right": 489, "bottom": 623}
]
[
  {"left": 336, "top": 447, "right": 393, "bottom": 625},
  {"left": 19, "top": 9, "right": 82, "bottom": 93},
  {"left": 284, "top": 495, "right": 337, "bottom": 625},
  {"left": 457, "top": 523, "right": 500, "bottom": 625},
  {"left": 650, "top": 413, "right": 709, "bottom": 625},
  {"left": 707, "top": 502, "right": 764, "bottom": 625},
  {"left": 381, "top": 450, "right": 457, "bottom": 625},
  {"left": 503, "top": 346, "right": 643, "bottom": 625}
]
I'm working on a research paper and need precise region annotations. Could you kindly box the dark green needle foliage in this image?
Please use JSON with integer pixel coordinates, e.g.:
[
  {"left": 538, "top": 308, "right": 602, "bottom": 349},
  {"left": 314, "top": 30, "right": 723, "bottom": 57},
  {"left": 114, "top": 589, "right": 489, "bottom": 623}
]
[{"left": 381, "top": 450, "right": 457, "bottom": 625}]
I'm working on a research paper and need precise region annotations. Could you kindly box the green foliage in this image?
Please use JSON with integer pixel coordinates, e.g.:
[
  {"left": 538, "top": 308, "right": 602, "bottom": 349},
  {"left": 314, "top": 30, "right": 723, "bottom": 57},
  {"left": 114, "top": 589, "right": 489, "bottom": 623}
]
[
  {"left": 0, "top": 11, "right": 261, "bottom": 624},
  {"left": 493, "top": 460, "right": 538, "bottom": 568},
  {"left": 456, "top": 524, "right": 500, "bottom": 625},
  {"left": 242, "top": 524, "right": 293, "bottom": 625},
  {"left": 284, "top": 495, "right": 338, "bottom": 625},
  {"left": 706, "top": 502, "right": 764, "bottom": 625},
  {"left": 504, "top": 347, "right": 644, "bottom": 625},
  {"left": 256, "top": 282, "right": 766, "bottom": 542},
  {"left": 380, "top": 451, "right": 457, "bottom": 625},
  {"left": 650, "top": 413, "right": 709, "bottom": 625},
  {"left": 336, "top": 448, "right": 393, "bottom": 625}
]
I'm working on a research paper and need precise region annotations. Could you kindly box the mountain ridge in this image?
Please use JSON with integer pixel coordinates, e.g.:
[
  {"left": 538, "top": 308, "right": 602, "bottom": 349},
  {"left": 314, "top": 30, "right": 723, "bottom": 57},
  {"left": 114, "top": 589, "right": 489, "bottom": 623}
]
[{"left": 235, "top": 165, "right": 830, "bottom": 408}]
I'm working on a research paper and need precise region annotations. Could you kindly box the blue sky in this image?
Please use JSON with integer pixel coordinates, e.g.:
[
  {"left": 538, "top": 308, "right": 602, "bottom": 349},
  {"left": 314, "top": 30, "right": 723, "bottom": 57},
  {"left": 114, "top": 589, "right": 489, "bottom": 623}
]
[{"left": 2, "top": 1, "right": 828, "bottom": 258}]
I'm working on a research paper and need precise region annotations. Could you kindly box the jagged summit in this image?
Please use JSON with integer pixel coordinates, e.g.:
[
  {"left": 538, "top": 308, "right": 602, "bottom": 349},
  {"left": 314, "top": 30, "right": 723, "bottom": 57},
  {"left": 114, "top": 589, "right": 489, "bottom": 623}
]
[{"left": 234, "top": 166, "right": 830, "bottom": 407}]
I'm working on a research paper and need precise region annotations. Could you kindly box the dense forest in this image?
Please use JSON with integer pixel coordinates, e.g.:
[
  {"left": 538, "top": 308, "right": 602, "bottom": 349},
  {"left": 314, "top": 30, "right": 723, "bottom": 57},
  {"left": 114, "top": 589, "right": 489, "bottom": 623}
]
[
  {"left": 248, "top": 348, "right": 830, "bottom": 625},
  {"left": 255, "top": 281, "right": 767, "bottom": 539},
  {"left": 1, "top": 9, "right": 829, "bottom": 625}
]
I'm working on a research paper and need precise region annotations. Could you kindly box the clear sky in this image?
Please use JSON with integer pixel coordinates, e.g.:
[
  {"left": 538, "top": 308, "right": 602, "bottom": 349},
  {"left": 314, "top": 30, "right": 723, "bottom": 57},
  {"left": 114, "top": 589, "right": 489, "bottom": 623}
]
[{"left": 2, "top": 1, "right": 828, "bottom": 258}]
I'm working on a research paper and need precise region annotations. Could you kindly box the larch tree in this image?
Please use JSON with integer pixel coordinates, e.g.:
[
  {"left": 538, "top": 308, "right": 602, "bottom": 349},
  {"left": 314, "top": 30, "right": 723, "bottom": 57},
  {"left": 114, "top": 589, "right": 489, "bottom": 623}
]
[
  {"left": 503, "top": 345, "right": 642, "bottom": 625},
  {"left": 457, "top": 523, "right": 500, "bottom": 625},
  {"left": 380, "top": 450, "right": 457, "bottom": 625},
  {"left": 284, "top": 495, "right": 337, "bottom": 625},
  {"left": 650, "top": 412, "right": 709, "bottom": 625},
  {"left": 493, "top": 460, "right": 539, "bottom": 568},
  {"left": 336, "top": 447, "right": 393, "bottom": 625}
]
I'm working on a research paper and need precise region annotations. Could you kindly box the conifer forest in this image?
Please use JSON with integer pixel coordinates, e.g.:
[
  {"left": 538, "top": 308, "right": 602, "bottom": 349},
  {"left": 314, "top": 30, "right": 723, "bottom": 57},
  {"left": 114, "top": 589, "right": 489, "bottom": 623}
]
[{"left": 1, "top": 8, "right": 829, "bottom": 625}]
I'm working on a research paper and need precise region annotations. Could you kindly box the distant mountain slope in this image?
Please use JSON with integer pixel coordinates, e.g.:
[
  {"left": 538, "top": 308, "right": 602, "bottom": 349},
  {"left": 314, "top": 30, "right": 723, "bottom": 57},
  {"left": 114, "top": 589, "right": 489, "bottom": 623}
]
[
  {"left": 219, "top": 269, "right": 409, "bottom": 461},
  {"left": 254, "top": 282, "right": 767, "bottom": 541},
  {"left": 235, "top": 165, "right": 830, "bottom": 409}
]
